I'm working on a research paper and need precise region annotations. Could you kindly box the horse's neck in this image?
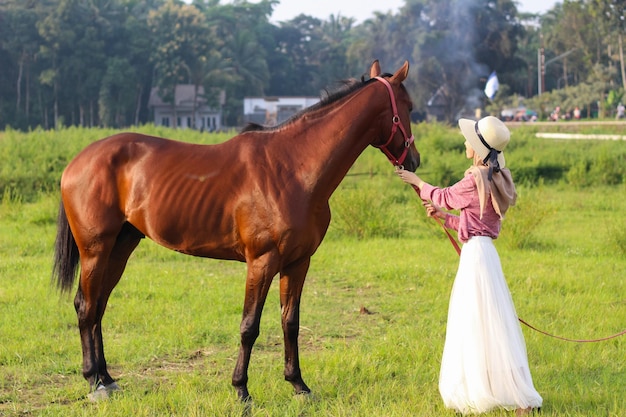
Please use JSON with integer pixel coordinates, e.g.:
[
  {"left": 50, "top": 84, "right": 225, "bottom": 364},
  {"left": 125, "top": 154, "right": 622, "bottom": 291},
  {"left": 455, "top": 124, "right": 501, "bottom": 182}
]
[{"left": 289, "top": 86, "right": 383, "bottom": 199}]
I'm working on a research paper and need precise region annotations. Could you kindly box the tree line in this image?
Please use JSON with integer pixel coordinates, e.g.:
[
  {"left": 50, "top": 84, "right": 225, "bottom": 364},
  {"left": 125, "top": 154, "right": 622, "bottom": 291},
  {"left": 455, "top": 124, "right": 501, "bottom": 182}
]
[{"left": 1, "top": 0, "right": 625, "bottom": 130}]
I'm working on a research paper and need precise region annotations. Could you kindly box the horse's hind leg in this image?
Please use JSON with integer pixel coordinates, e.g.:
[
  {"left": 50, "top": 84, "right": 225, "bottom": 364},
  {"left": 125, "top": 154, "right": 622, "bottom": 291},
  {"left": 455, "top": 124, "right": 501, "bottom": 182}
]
[
  {"left": 279, "top": 258, "right": 311, "bottom": 395},
  {"left": 74, "top": 223, "right": 143, "bottom": 400},
  {"left": 232, "top": 252, "right": 280, "bottom": 401}
]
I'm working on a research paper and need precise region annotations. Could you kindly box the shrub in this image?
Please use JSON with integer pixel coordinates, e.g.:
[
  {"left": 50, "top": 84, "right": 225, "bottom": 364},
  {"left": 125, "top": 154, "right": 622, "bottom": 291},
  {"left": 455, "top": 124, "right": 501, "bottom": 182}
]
[
  {"left": 1, "top": 123, "right": 625, "bottom": 206},
  {"left": 608, "top": 224, "right": 626, "bottom": 256},
  {"left": 588, "top": 151, "right": 624, "bottom": 185},
  {"left": 330, "top": 187, "right": 406, "bottom": 239},
  {"left": 500, "top": 187, "right": 555, "bottom": 250},
  {"left": 565, "top": 159, "right": 591, "bottom": 187}
]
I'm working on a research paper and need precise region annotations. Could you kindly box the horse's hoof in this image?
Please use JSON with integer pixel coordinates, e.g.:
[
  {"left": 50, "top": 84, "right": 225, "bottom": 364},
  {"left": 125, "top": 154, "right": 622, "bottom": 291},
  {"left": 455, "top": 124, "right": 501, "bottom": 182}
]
[
  {"left": 87, "top": 382, "right": 121, "bottom": 402},
  {"left": 294, "top": 390, "right": 313, "bottom": 401},
  {"left": 235, "top": 386, "right": 252, "bottom": 403}
]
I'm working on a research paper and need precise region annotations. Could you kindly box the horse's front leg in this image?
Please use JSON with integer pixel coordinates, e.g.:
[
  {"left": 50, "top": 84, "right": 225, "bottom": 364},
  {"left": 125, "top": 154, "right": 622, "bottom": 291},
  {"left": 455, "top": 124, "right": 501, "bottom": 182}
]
[
  {"left": 232, "top": 253, "right": 279, "bottom": 401},
  {"left": 279, "top": 258, "right": 311, "bottom": 395}
]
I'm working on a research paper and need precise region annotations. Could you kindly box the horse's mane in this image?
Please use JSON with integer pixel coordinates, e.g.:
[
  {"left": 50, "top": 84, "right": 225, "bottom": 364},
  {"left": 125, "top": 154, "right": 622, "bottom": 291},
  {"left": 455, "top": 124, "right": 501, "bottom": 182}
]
[{"left": 240, "top": 74, "right": 392, "bottom": 133}]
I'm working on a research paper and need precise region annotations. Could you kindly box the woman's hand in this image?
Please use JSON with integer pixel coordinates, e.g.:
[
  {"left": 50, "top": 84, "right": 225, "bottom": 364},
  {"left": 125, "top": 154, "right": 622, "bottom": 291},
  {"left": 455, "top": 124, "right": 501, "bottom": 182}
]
[
  {"left": 396, "top": 169, "right": 425, "bottom": 189},
  {"left": 423, "top": 201, "right": 446, "bottom": 220}
]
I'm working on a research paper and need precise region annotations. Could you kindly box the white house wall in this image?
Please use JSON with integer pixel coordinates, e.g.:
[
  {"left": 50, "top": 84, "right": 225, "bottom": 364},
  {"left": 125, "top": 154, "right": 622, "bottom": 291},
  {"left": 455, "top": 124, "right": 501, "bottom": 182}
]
[
  {"left": 243, "top": 97, "right": 320, "bottom": 125},
  {"left": 153, "top": 107, "right": 222, "bottom": 131}
]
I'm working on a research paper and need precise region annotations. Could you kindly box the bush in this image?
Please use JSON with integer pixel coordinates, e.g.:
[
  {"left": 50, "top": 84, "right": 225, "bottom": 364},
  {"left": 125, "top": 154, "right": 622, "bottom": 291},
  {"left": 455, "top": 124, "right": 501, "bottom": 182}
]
[
  {"left": 565, "top": 160, "right": 591, "bottom": 187},
  {"left": 1, "top": 123, "right": 625, "bottom": 206},
  {"left": 608, "top": 224, "right": 626, "bottom": 256},
  {"left": 588, "top": 150, "right": 624, "bottom": 185},
  {"left": 329, "top": 186, "right": 406, "bottom": 239},
  {"left": 500, "top": 187, "right": 555, "bottom": 250}
]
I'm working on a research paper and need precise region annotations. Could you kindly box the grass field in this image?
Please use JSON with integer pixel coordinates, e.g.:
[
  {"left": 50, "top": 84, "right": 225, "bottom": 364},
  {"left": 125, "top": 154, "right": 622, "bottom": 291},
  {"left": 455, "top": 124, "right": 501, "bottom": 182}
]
[{"left": 0, "top": 125, "right": 624, "bottom": 416}]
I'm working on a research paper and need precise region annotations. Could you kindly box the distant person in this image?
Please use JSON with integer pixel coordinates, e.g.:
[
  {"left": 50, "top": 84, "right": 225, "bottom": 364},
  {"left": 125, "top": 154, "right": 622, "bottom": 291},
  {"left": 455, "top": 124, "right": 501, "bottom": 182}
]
[
  {"left": 396, "top": 116, "right": 542, "bottom": 416},
  {"left": 550, "top": 106, "right": 560, "bottom": 121},
  {"left": 616, "top": 103, "right": 625, "bottom": 120},
  {"left": 573, "top": 106, "right": 581, "bottom": 120}
]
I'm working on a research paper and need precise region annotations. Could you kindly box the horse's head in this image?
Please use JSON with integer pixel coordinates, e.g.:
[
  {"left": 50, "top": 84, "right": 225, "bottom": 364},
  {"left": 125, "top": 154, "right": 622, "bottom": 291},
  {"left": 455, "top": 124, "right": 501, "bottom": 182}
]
[{"left": 369, "top": 60, "right": 420, "bottom": 172}]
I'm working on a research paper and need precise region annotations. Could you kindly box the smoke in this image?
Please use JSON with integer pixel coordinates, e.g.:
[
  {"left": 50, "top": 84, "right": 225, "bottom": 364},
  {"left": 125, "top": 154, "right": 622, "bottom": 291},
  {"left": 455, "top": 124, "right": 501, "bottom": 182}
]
[
  {"left": 444, "top": 0, "right": 491, "bottom": 118},
  {"left": 396, "top": 0, "right": 492, "bottom": 121}
]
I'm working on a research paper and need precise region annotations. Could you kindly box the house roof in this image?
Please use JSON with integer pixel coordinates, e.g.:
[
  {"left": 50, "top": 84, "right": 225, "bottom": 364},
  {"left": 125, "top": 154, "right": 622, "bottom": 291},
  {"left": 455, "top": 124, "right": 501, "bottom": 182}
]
[{"left": 148, "top": 85, "right": 207, "bottom": 107}]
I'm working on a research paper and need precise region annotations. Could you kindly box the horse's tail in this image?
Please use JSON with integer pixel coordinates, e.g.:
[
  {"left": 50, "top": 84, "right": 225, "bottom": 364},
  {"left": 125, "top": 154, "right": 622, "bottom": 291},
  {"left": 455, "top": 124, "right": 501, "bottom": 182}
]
[{"left": 53, "top": 200, "right": 80, "bottom": 293}]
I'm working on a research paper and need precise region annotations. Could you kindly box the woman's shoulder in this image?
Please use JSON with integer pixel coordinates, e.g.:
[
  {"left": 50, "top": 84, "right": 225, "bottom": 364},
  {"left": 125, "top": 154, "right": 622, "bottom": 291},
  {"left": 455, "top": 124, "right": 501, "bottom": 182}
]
[
  {"left": 461, "top": 168, "right": 481, "bottom": 185},
  {"left": 451, "top": 171, "right": 479, "bottom": 194}
]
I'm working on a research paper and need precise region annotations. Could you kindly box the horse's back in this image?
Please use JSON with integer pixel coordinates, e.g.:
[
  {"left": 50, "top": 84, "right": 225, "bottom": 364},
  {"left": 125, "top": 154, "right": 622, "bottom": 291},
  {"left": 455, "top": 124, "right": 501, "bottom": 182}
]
[
  {"left": 63, "top": 132, "right": 235, "bottom": 191},
  {"left": 65, "top": 132, "right": 189, "bottom": 169}
]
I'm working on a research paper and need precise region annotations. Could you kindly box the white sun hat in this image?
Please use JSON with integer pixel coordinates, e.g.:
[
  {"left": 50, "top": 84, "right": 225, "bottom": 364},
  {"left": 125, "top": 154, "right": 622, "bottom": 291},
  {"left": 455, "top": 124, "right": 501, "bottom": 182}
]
[{"left": 458, "top": 115, "right": 510, "bottom": 169}]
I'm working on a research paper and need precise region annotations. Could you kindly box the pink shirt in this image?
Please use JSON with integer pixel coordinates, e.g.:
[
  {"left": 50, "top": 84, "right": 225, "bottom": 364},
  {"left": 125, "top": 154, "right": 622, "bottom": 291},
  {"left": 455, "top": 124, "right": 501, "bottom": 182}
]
[{"left": 419, "top": 173, "right": 501, "bottom": 243}]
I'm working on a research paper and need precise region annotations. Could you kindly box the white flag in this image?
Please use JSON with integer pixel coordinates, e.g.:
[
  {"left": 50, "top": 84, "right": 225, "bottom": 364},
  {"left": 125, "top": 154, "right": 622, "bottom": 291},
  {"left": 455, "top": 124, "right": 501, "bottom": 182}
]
[{"left": 484, "top": 71, "right": 499, "bottom": 100}]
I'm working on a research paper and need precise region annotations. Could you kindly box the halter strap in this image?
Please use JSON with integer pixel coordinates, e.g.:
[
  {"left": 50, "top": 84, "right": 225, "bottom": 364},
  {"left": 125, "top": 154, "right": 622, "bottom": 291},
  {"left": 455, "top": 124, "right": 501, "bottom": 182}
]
[{"left": 373, "top": 76, "right": 414, "bottom": 167}]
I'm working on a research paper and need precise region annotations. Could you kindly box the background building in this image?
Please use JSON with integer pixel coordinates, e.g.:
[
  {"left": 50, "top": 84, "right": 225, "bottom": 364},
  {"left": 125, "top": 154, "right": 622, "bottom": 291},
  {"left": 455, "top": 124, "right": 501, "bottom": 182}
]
[
  {"left": 243, "top": 97, "right": 320, "bottom": 126},
  {"left": 149, "top": 85, "right": 223, "bottom": 131}
]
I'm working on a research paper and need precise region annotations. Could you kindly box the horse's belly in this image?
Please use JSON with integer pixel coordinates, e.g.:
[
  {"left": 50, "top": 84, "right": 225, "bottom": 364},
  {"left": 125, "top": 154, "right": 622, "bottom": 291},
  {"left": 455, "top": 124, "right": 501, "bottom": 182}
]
[
  {"left": 127, "top": 199, "right": 244, "bottom": 261},
  {"left": 148, "top": 226, "right": 244, "bottom": 261}
]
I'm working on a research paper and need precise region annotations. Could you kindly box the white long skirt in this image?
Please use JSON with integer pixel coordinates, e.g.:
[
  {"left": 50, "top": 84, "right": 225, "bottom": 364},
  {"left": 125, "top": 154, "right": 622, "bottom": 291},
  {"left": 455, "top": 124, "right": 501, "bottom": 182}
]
[{"left": 439, "top": 236, "right": 543, "bottom": 414}]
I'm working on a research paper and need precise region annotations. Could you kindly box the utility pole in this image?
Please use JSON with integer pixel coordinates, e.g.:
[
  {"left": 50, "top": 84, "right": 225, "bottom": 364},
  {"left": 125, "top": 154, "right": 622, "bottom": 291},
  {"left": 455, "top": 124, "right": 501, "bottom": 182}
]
[
  {"left": 538, "top": 33, "right": 545, "bottom": 96},
  {"left": 537, "top": 48, "right": 544, "bottom": 96},
  {"left": 537, "top": 39, "right": 577, "bottom": 96}
]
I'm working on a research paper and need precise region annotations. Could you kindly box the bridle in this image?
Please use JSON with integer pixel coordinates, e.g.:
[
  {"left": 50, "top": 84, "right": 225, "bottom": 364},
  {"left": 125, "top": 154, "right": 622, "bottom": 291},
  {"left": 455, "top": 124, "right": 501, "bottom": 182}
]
[{"left": 372, "top": 76, "right": 415, "bottom": 168}]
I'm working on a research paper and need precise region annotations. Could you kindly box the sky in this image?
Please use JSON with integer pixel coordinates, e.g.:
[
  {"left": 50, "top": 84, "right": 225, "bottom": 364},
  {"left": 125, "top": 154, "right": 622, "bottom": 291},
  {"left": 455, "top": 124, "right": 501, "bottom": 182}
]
[{"left": 212, "top": 0, "right": 560, "bottom": 24}]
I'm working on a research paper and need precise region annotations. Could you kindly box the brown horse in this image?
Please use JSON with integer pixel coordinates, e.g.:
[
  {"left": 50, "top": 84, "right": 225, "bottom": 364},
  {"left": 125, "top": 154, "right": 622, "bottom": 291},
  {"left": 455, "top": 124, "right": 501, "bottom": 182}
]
[{"left": 53, "top": 60, "right": 419, "bottom": 401}]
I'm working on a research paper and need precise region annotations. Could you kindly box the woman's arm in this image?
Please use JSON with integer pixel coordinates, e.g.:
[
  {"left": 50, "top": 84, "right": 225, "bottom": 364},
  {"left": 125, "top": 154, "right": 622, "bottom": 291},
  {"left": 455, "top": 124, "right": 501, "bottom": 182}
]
[
  {"left": 396, "top": 169, "right": 425, "bottom": 189},
  {"left": 424, "top": 201, "right": 459, "bottom": 231}
]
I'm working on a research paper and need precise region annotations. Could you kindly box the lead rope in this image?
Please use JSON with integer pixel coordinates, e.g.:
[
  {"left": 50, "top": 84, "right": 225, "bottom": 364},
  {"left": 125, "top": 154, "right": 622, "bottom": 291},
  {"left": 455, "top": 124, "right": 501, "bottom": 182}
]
[{"left": 414, "top": 187, "right": 626, "bottom": 343}]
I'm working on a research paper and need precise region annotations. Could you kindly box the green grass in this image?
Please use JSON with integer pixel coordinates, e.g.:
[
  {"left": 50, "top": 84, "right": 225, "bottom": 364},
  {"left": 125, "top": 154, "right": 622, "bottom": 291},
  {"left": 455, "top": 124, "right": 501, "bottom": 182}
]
[
  {"left": 0, "top": 186, "right": 624, "bottom": 416},
  {"left": 0, "top": 125, "right": 625, "bottom": 415}
]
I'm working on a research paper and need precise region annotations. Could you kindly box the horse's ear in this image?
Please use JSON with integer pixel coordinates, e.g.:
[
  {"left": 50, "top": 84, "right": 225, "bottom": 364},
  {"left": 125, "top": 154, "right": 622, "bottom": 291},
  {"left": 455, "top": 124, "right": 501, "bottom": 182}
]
[
  {"left": 389, "top": 61, "right": 410, "bottom": 84},
  {"left": 369, "top": 60, "right": 381, "bottom": 78}
]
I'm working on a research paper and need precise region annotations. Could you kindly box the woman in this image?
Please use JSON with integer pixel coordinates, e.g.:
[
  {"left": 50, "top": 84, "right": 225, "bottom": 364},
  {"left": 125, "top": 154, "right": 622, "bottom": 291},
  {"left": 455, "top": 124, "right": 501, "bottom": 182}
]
[{"left": 397, "top": 116, "right": 542, "bottom": 415}]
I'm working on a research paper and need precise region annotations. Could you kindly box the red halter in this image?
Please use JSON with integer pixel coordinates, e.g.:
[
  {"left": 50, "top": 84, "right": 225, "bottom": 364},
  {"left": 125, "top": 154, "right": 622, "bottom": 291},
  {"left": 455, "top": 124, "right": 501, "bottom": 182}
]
[{"left": 373, "top": 76, "right": 415, "bottom": 168}]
